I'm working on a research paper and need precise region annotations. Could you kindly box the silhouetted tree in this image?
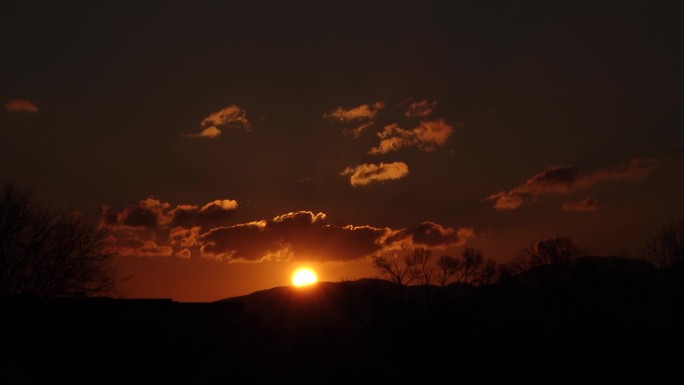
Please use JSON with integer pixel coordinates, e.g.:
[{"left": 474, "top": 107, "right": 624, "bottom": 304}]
[
  {"left": 459, "top": 247, "right": 497, "bottom": 286},
  {"left": 437, "top": 247, "right": 497, "bottom": 287},
  {"left": 0, "top": 182, "right": 116, "bottom": 297},
  {"left": 437, "top": 255, "right": 460, "bottom": 287},
  {"left": 645, "top": 218, "right": 684, "bottom": 269},
  {"left": 372, "top": 248, "right": 422, "bottom": 301},
  {"left": 510, "top": 237, "right": 580, "bottom": 274}
]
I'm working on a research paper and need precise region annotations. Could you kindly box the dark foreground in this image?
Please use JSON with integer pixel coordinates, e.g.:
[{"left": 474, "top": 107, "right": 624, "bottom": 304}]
[{"left": 2, "top": 257, "right": 683, "bottom": 384}]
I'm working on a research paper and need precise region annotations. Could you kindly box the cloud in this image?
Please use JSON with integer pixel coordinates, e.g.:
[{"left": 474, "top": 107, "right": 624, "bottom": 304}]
[
  {"left": 485, "top": 158, "right": 656, "bottom": 210},
  {"left": 184, "top": 104, "right": 249, "bottom": 139},
  {"left": 369, "top": 119, "right": 453, "bottom": 155},
  {"left": 104, "top": 203, "right": 474, "bottom": 263},
  {"left": 169, "top": 199, "right": 238, "bottom": 228},
  {"left": 323, "top": 102, "right": 384, "bottom": 121},
  {"left": 101, "top": 198, "right": 170, "bottom": 228},
  {"left": 200, "top": 211, "right": 473, "bottom": 263},
  {"left": 169, "top": 226, "right": 202, "bottom": 249},
  {"left": 200, "top": 211, "right": 389, "bottom": 262},
  {"left": 405, "top": 100, "right": 437, "bottom": 118},
  {"left": 386, "top": 222, "right": 474, "bottom": 248},
  {"left": 4, "top": 99, "right": 38, "bottom": 113},
  {"left": 341, "top": 162, "right": 409, "bottom": 186},
  {"left": 344, "top": 122, "right": 374, "bottom": 138},
  {"left": 102, "top": 197, "right": 238, "bottom": 229},
  {"left": 184, "top": 126, "right": 221, "bottom": 139},
  {"left": 102, "top": 197, "right": 238, "bottom": 259},
  {"left": 562, "top": 197, "right": 599, "bottom": 212},
  {"left": 109, "top": 239, "right": 174, "bottom": 258}
]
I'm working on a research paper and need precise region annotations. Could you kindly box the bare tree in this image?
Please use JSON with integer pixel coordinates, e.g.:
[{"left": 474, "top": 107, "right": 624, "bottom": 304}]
[
  {"left": 512, "top": 237, "right": 579, "bottom": 274},
  {"left": 0, "top": 182, "right": 116, "bottom": 297},
  {"left": 414, "top": 248, "right": 432, "bottom": 286},
  {"left": 436, "top": 247, "right": 497, "bottom": 287},
  {"left": 645, "top": 219, "right": 684, "bottom": 269},
  {"left": 437, "top": 255, "right": 460, "bottom": 287},
  {"left": 372, "top": 248, "right": 423, "bottom": 301}
]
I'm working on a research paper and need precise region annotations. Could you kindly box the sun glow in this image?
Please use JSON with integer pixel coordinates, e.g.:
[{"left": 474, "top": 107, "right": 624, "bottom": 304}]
[{"left": 292, "top": 268, "right": 318, "bottom": 287}]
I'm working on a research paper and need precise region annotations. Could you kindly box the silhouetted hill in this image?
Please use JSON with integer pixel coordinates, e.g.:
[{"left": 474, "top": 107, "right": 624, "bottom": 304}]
[{"left": 2, "top": 256, "right": 683, "bottom": 384}]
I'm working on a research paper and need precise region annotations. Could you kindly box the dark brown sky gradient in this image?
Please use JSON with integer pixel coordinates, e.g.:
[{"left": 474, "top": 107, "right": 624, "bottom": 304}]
[{"left": 1, "top": 1, "right": 682, "bottom": 301}]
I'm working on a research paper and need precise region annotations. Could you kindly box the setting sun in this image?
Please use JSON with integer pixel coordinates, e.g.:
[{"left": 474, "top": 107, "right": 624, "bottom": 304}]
[{"left": 291, "top": 268, "right": 318, "bottom": 287}]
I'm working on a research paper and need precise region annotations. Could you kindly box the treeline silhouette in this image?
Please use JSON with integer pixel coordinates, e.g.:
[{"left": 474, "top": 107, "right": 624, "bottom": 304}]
[{"left": 1, "top": 181, "right": 683, "bottom": 383}]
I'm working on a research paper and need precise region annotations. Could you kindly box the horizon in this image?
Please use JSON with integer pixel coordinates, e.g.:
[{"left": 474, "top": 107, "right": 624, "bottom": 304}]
[{"left": 2, "top": 1, "right": 682, "bottom": 302}]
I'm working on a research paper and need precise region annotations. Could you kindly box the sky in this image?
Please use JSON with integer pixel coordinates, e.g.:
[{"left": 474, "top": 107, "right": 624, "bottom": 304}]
[{"left": 1, "top": 1, "right": 682, "bottom": 301}]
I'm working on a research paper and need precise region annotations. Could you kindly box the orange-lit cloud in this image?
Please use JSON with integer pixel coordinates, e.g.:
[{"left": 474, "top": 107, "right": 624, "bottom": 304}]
[
  {"left": 4, "top": 99, "right": 38, "bottom": 113},
  {"left": 184, "top": 126, "right": 221, "bottom": 139},
  {"left": 405, "top": 100, "right": 437, "bottom": 118},
  {"left": 562, "top": 197, "right": 599, "bottom": 212},
  {"left": 369, "top": 119, "right": 453, "bottom": 155},
  {"left": 201, "top": 104, "right": 249, "bottom": 130},
  {"left": 169, "top": 226, "right": 202, "bottom": 248},
  {"left": 485, "top": 158, "right": 656, "bottom": 210},
  {"left": 344, "top": 122, "right": 374, "bottom": 138},
  {"left": 341, "top": 162, "right": 409, "bottom": 186},
  {"left": 185, "top": 104, "right": 249, "bottom": 139},
  {"left": 323, "top": 102, "right": 384, "bottom": 121}
]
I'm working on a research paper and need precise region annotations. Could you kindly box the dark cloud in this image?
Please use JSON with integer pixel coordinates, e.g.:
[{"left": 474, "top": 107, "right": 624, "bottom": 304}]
[
  {"left": 104, "top": 203, "right": 473, "bottom": 263},
  {"left": 386, "top": 222, "right": 474, "bottom": 248},
  {"left": 200, "top": 211, "right": 388, "bottom": 262},
  {"left": 4, "top": 99, "right": 38, "bottom": 113},
  {"left": 562, "top": 197, "right": 600, "bottom": 212},
  {"left": 102, "top": 198, "right": 238, "bottom": 229},
  {"left": 676, "top": 147, "right": 684, "bottom": 153},
  {"left": 102, "top": 197, "right": 238, "bottom": 258},
  {"left": 101, "top": 198, "right": 170, "bottom": 228},
  {"left": 107, "top": 237, "right": 174, "bottom": 258},
  {"left": 485, "top": 158, "right": 656, "bottom": 210},
  {"left": 169, "top": 200, "right": 238, "bottom": 228}
]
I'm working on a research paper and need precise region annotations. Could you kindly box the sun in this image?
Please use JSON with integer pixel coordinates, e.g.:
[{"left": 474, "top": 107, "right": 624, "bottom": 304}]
[{"left": 292, "top": 268, "right": 318, "bottom": 287}]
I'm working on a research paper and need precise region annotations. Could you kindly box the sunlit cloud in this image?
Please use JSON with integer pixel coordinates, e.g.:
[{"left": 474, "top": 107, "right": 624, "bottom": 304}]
[
  {"left": 344, "top": 122, "right": 374, "bottom": 138},
  {"left": 184, "top": 104, "right": 249, "bottom": 139},
  {"left": 405, "top": 100, "right": 437, "bottom": 118},
  {"left": 485, "top": 158, "right": 656, "bottom": 210},
  {"left": 323, "top": 102, "right": 384, "bottom": 121},
  {"left": 4, "top": 99, "right": 38, "bottom": 113},
  {"left": 169, "top": 226, "right": 202, "bottom": 248},
  {"left": 369, "top": 119, "right": 452, "bottom": 155},
  {"left": 341, "top": 161, "right": 409, "bottom": 186},
  {"left": 184, "top": 126, "right": 221, "bottom": 139},
  {"left": 562, "top": 197, "right": 599, "bottom": 212}
]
